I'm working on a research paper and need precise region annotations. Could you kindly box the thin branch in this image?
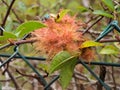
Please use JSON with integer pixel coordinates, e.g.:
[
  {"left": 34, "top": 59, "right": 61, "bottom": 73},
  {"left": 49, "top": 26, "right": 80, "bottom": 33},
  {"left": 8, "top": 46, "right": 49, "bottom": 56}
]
[
  {"left": 100, "top": 39, "right": 120, "bottom": 43},
  {"left": 16, "top": 69, "right": 48, "bottom": 85},
  {"left": 1, "top": 38, "right": 119, "bottom": 51},
  {"left": 21, "top": 80, "right": 28, "bottom": 87},
  {"left": 0, "top": 59, "right": 21, "bottom": 89},
  {"left": 16, "top": 69, "right": 39, "bottom": 78},
  {"left": 111, "top": 66, "right": 117, "bottom": 90},
  {"left": 1, "top": 0, "right": 23, "bottom": 23},
  {"left": 0, "top": 39, "right": 37, "bottom": 50},
  {"left": 74, "top": 70, "right": 90, "bottom": 82},
  {"left": 82, "top": 16, "right": 104, "bottom": 35},
  {"left": 111, "top": 56, "right": 117, "bottom": 90},
  {"left": 0, "top": 76, "right": 22, "bottom": 82},
  {"left": 78, "top": 29, "right": 113, "bottom": 36},
  {"left": 1, "top": 0, "right": 16, "bottom": 28},
  {"left": 97, "top": 66, "right": 106, "bottom": 90},
  {"left": 86, "top": 15, "right": 100, "bottom": 24}
]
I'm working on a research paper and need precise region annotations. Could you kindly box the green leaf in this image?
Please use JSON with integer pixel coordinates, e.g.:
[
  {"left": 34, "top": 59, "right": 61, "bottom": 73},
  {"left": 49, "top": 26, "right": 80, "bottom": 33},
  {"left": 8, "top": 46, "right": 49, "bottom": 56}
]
[
  {"left": 114, "top": 42, "right": 120, "bottom": 50},
  {"left": 80, "top": 41, "right": 103, "bottom": 48},
  {"left": 38, "top": 63, "right": 49, "bottom": 72},
  {"left": 93, "top": 10, "right": 113, "bottom": 18},
  {"left": 49, "top": 51, "right": 78, "bottom": 89},
  {"left": 26, "top": 5, "right": 39, "bottom": 16},
  {"left": 0, "top": 31, "right": 17, "bottom": 41},
  {"left": 49, "top": 51, "right": 71, "bottom": 74},
  {"left": 56, "top": 9, "right": 70, "bottom": 22},
  {"left": 100, "top": 45, "right": 119, "bottom": 54},
  {"left": 78, "top": 6, "right": 88, "bottom": 12},
  {"left": 60, "top": 57, "right": 77, "bottom": 89},
  {"left": 15, "top": 21, "right": 46, "bottom": 38},
  {"left": 102, "top": 0, "right": 114, "bottom": 11}
]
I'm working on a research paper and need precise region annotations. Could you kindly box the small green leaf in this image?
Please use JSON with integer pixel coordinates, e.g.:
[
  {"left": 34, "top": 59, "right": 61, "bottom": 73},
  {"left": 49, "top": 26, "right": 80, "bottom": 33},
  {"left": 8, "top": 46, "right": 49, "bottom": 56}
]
[
  {"left": 15, "top": 21, "right": 46, "bottom": 38},
  {"left": 56, "top": 9, "right": 70, "bottom": 22},
  {"left": 4, "top": 32, "right": 17, "bottom": 38},
  {"left": 93, "top": 10, "right": 113, "bottom": 18},
  {"left": 78, "top": 6, "right": 88, "bottom": 12},
  {"left": 80, "top": 41, "right": 103, "bottom": 48},
  {"left": 102, "top": 0, "right": 114, "bottom": 11},
  {"left": 60, "top": 57, "right": 77, "bottom": 89},
  {"left": 0, "top": 31, "right": 17, "bottom": 41},
  {"left": 49, "top": 51, "right": 71, "bottom": 74},
  {"left": 38, "top": 63, "right": 49, "bottom": 72},
  {"left": 26, "top": 5, "right": 39, "bottom": 16},
  {"left": 114, "top": 42, "right": 120, "bottom": 50},
  {"left": 100, "top": 45, "right": 119, "bottom": 54},
  {"left": 50, "top": 56, "right": 77, "bottom": 74}
]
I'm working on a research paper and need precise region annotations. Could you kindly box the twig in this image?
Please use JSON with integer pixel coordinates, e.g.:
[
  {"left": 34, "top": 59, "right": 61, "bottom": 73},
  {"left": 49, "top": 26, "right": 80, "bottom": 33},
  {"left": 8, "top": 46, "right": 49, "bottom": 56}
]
[
  {"left": 111, "top": 56, "right": 117, "bottom": 90},
  {"left": 97, "top": 66, "right": 106, "bottom": 90},
  {"left": 0, "top": 39, "right": 37, "bottom": 50},
  {"left": 78, "top": 29, "right": 113, "bottom": 36},
  {"left": 86, "top": 15, "right": 100, "bottom": 24},
  {"left": 1, "top": 0, "right": 16, "bottom": 28},
  {"left": 16, "top": 69, "right": 39, "bottom": 78},
  {"left": 0, "top": 76, "right": 22, "bottom": 82},
  {"left": 16, "top": 69, "right": 48, "bottom": 85},
  {"left": 82, "top": 16, "right": 104, "bottom": 35},
  {"left": 0, "top": 59, "right": 21, "bottom": 90},
  {"left": 2, "top": 62, "right": 9, "bottom": 75},
  {"left": 21, "top": 80, "right": 28, "bottom": 87},
  {"left": 74, "top": 70, "right": 90, "bottom": 82},
  {"left": 100, "top": 39, "right": 120, "bottom": 43},
  {"left": 111, "top": 66, "right": 117, "bottom": 90},
  {"left": 1, "top": 38, "right": 119, "bottom": 51},
  {"left": 1, "top": 0, "right": 23, "bottom": 23}
]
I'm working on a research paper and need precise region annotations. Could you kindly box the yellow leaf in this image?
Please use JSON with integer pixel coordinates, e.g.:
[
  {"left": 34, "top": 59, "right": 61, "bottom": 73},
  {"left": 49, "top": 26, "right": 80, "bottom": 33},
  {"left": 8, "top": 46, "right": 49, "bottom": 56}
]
[{"left": 80, "top": 41, "right": 103, "bottom": 48}]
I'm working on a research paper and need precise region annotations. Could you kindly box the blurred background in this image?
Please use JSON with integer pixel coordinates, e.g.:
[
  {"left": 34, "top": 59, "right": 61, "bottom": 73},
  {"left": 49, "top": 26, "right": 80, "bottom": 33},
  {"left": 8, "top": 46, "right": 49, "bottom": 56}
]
[{"left": 0, "top": 0, "right": 120, "bottom": 90}]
